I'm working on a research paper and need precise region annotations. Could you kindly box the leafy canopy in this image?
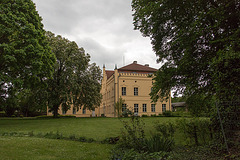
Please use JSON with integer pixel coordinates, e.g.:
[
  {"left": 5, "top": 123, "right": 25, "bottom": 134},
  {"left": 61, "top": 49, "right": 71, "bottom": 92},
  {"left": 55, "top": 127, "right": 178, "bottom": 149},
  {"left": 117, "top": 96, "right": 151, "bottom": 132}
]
[
  {"left": 46, "top": 32, "right": 102, "bottom": 117},
  {"left": 132, "top": 0, "right": 240, "bottom": 101},
  {"left": 0, "top": 0, "right": 56, "bottom": 103}
]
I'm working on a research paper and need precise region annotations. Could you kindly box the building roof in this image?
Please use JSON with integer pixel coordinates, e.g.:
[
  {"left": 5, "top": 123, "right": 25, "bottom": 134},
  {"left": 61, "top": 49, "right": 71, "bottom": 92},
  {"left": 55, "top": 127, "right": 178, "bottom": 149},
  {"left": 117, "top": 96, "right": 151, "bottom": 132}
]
[
  {"left": 118, "top": 61, "right": 157, "bottom": 72},
  {"left": 171, "top": 102, "right": 186, "bottom": 107},
  {"left": 106, "top": 70, "right": 114, "bottom": 79}
]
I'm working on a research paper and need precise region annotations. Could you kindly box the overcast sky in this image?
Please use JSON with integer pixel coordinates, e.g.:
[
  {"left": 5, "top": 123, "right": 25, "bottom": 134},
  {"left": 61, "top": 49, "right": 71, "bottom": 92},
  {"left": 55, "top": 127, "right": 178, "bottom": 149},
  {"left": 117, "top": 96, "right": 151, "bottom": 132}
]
[{"left": 33, "top": 0, "right": 161, "bottom": 70}]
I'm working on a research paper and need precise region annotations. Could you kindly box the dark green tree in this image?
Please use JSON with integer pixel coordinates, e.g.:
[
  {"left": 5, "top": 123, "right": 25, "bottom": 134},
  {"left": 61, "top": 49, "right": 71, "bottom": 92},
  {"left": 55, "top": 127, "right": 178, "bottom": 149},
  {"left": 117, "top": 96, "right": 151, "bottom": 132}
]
[
  {"left": 46, "top": 32, "right": 102, "bottom": 118},
  {"left": 132, "top": 0, "right": 240, "bottom": 102},
  {"left": 0, "top": 0, "right": 56, "bottom": 104}
]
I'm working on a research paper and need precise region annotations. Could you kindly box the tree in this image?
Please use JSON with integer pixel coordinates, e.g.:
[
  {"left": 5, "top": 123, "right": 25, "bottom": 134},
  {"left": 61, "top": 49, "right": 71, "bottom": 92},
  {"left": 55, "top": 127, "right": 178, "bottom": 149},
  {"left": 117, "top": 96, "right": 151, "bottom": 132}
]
[
  {"left": 0, "top": 0, "right": 56, "bottom": 104},
  {"left": 46, "top": 32, "right": 102, "bottom": 118},
  {"left": 115, "top": 97, "right": 125, "bottom": 117},
  {"left": 18, "top": 88, "right": 47, "bottom": 117},
  {"left": 132, "top": 0, "right": 240, "bottom": 102}
]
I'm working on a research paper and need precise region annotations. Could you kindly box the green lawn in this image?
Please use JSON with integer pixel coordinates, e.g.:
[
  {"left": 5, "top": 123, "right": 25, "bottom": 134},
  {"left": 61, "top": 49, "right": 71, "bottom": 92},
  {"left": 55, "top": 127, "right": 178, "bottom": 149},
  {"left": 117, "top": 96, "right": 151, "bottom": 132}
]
[
  {"left": 0, "top": 117, "right": 179, "bottom": 141},
  {"left": 0, "top": 117, "right": 181, "bottom": 159},
  {"left": 0, "top": 136, "right": 111, "bottom": 160}
]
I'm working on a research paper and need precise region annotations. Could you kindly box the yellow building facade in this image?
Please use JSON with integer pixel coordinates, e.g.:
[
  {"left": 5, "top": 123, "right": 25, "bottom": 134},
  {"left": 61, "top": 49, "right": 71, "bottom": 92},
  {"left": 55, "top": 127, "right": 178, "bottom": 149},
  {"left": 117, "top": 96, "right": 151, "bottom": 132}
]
[
  {"left": 47, "top": 61, "right": 171, "bottom": 117},
  {"left": 95, "top": 61, "right": 171, "bottom": 117}
]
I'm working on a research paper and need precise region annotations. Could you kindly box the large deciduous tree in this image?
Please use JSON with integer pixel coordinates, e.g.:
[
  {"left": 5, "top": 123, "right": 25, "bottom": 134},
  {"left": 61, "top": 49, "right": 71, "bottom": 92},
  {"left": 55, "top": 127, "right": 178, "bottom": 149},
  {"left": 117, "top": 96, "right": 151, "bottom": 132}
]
[
  {"left": 46, "top": 32, "right": 102, "bottom": 118},
  {"left": 132, "top": 0, "right": 240, "bottom": 102},
  {"left": 0, "top": 0, "right": 56, "bottom": 105}
]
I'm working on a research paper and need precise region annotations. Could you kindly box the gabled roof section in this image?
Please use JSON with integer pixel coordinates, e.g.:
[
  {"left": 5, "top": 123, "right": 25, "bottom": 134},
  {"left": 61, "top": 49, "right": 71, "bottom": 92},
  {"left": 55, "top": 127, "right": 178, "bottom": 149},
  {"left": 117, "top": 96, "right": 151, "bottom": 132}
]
[
  {"left": 106, "top": 70, "right": 114, "bottom": 79},
  {"left": 118, "top": 62, "right": 157, "bottom": 72}
]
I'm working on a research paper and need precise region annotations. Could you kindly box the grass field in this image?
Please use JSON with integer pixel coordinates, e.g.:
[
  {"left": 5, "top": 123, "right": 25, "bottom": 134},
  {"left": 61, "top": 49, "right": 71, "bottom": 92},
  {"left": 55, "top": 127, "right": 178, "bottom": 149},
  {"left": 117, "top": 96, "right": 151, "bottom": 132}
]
[
  {"left": 0, "top": 136, "right": 111, "bottom": 160},
  {"left": 0, "top": 117, "right": 181, "bottom": 159},
  {"left": 0, "top": 117, "right": 179, "bottom": 141}
]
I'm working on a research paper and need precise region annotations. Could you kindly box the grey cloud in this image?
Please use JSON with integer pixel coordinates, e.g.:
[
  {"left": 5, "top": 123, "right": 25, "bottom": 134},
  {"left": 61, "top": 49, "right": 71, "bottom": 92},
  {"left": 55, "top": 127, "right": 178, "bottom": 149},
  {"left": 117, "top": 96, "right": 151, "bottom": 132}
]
[
  {"left": 76, "top": 37, "right": 125, "bottom": 70},
  {"left": 33, "top": 0, "right": 157, "bottom": 70}
]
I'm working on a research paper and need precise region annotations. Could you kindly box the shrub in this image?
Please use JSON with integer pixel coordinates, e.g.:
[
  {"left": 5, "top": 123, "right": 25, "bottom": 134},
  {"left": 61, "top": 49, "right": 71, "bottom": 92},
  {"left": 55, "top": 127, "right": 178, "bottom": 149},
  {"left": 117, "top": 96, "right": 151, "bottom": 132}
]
[
  {"left": 151, "top": 114, "right": 157, "bottom": 117},
  {"left": 114, "top": 116, "right": 175, "bottom": 159},
  {"left": 122, "top": 108, "right": 133, "bottom": 117},
  {"left": 176, "top": 118, "right": 213, "bottom": 146},
  {"left": 79, "top": 137, "right": 87, "bottom": 142},
  {"left": 69, "top": 134, "right": 76, "bottom": 140},
  {"left": 118, "top": 116, "right": 145, "bottom": 151},
  {"left": 87, "top": 138, "right": 95, "bottom": 143},
  {"left": 102, "top": 136, "right": 120, "bottom": 144},
  {"left": 141, "top": 114, "right": 148, "bottom": 117},
  {"left": 163, "top": 111, "right": 173, "bottom": 117}
]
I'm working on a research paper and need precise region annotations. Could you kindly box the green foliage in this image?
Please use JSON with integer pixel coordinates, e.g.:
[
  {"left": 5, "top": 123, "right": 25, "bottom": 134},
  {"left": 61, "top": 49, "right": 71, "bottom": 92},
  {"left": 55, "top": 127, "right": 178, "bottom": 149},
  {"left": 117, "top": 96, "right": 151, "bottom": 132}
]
[
  {"left": 171, "top": 97, "right": 186, "bottom": 103},
  {"left": 163, "top": 111, "right": 173, "bottom": 117},
  {"left": 176, "top": 118, "right": 213, "bottom": 146},
  {"left": 145, "top": 134, "right": 173, "bottom": 153},
  {"left": 118, "top": 116, "right": 145, "bottom": 152},
  {"left": 145, "top": 122, "right": 175, "bottom": 153},
  {"left": 113, "top": 117, "right": 174, "bottom": 159},
  {"left": 0, "top": 0, "right": 56, "bottom": 106},
  {"left": 45, "top": 32, "right": 102, "bottom": 117},
  {"left": 122, "top": 108, "right": 133, "bottom": 117},
  {"left": 186, "top": 94, "right": 215, "bottom": 117},
  {"left": 132, "top": 0, "right": 240, "bottom": 102},
  {"left": 114, "top": 97, "right": 125, "bottom": 117}
]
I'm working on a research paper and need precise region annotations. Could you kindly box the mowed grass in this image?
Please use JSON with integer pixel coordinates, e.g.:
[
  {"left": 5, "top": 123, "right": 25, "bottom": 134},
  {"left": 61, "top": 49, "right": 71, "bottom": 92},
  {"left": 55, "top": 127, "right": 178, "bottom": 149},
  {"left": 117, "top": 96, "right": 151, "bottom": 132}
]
[
  {"left": 0, "top": 117, "right": 183, "bottom": 159},
  {"left": 0, "top": 117, "right": 179, "bottom": 141},
  {"left": 0, "top": 136, "right": 111, "bottom": 160}
]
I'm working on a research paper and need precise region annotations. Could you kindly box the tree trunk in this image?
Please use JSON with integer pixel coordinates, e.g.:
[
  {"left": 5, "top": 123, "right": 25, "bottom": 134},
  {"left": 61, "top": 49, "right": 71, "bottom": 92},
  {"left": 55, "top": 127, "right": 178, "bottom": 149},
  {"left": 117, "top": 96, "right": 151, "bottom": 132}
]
[{"left": 53, "top": 104, "right": 59, "bottom": 118}]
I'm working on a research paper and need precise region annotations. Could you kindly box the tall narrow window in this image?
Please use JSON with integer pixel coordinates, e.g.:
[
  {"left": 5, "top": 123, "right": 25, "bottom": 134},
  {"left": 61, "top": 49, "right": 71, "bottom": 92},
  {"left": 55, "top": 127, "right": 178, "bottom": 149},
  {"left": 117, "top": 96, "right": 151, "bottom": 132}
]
[
  {"left": 134, "top": 87, "right": 138, "bottom": 96},
  {"left": 151, "top": 104, "right": 155, "bottom": 112},
  {"left": 142, "top": 104, "right": 147, "bottom": 112},
  {"left": 134, "top": 104, "right": 139, "bottom": 114},
  {"left": 162, "top": 104, "right": 166, "bottom": 112},
  {"left": 73, "top": 107, "right": 76, "bottom": 114},
  {"left": 122, "top": 87, "right": 126, "bottom": 96},
  {"left": 122, "top": 104, "right": 127, "bottom": 112},
  {"left": 82, "top": 108, "right": 86, "bottom": 114},
  {"left": 62, "top": 107, "right": 66, "bottom": 115}
]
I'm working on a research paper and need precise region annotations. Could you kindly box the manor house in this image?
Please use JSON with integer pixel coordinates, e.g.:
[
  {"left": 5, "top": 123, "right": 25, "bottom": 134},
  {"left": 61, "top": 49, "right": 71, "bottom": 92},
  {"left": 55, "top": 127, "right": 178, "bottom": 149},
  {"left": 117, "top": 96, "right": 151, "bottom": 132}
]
[{"left": 50, "top": 61, "right": 171, "bottom": 117}]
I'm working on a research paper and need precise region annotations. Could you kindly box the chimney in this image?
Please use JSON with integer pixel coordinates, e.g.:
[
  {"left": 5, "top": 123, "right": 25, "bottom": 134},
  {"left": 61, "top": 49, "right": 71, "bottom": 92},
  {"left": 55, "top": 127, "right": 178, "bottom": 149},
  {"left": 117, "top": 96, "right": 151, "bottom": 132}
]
[
  {"left": 145, "top": 64, "right": 149, "bottom": 67},
  {"left": 133, "top": 61, "right": 137, "bottom": 64}
]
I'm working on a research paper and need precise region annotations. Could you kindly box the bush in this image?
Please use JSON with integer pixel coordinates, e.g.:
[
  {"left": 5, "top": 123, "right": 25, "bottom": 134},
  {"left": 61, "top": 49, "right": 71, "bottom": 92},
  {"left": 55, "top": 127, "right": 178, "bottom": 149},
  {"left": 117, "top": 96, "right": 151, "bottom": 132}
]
[
  {"left": 102, "top": 137, "right": 120, "bottom": 144},
  {"left": 112, "top": 116, "right": 175, "bottom": 159},
  {"left": 151, "top": 114, "right": 157, "bottom": 117},
  {"left": 163, "top": 111, "right": 173, "bottom": 117},
  {"left": 145, "top": 134, "right": 174, "bottom": 153},
  {"left": 141, "top": 114, "right": 148, "bottom": 117},
  {"left": 78, "top": 137, "right": 87, "bottom": 142},
  {"left": 122, "top": 108, "right": 133, "bottom": 117},
  {"left": 176, "top": 118, "right": 213, "bottom": 146},
  {"left": 118, "top": 116, "right": 145, "bottom": 151}
]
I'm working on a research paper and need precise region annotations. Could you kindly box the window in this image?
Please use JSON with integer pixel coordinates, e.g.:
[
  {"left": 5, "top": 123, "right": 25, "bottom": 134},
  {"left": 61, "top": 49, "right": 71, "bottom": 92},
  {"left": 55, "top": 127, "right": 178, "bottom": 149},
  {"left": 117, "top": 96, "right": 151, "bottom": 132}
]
[
  {"left": 134, "top": 104, "right": 138, "bottom": 113},
  {"left": 73, "top": 107, "right": 76, "bottom": 114},
  {"left": 82, "top": 108, "right": 86, "bottom": 114},
  {"left": 122, "top": 104, "right": 127, "bottom": 112},
  {"left": 151, "top": 104, "right": 155, "bottom": 112},
  {"left": 162, "top": 104, "right": 166, "bottom": 112},
  {"left": 62, "top": 107, "right": 66, "bottom": 115},
  {"left": 142, "top": 104, "right": 147, "bottom": 112},
  {"left": 134, "top": 87, "right": 138, "bottom": 96},
  {"left": 122, "top": 87, "right": 126, "bottom": 96}
]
